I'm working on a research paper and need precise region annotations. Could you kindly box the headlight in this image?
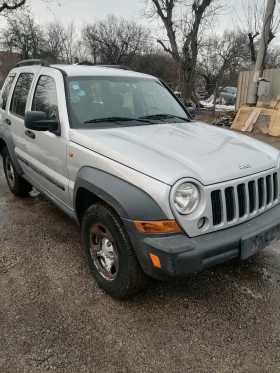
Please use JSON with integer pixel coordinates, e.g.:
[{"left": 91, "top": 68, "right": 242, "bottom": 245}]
[{"left": 174, "top": 182, "right": 200, "bottom": 214}]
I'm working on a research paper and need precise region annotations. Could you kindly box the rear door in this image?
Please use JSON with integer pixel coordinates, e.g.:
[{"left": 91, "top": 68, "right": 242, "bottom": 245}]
[
  {"left": 25, "top": 69, "right": 71, "bottom": 208},
  {"left": 7, "top": 71, "right": 35, "bottom": 175},
  {"left": 0, "top": 73, "right": 16, "bottom": 129}
]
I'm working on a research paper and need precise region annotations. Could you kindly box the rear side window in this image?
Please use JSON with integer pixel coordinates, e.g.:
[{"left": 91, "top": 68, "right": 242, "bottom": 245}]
[
  {"left": 10, "top": 73, "right": 34, "bottom": 117},
  {"left": 32, "top": 75, "right": 58, "bottom": 119},
  {"left": 1, "top": 74, "right": 15, "bottom": 111}
]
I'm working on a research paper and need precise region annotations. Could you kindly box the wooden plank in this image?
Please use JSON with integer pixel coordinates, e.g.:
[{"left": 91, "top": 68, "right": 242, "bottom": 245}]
[
  {"left": 241, "top": 109, "right": 256, "bottom": 131},
  {"left": 269, "top": 114, "right": 280, "bottom": 136},
  {"left": 236, "top": 71, "right": 243, "bottom": 110},
  {"left": 241, "top": 108, "right": 261, "bottom": 132},
  {"left": 244, "top": 71, "right": 251, "bottom": 105},
  {"left": 253, "top": 109, "right": 276, "bottom": 134},
  {"left": 231, "top": 107, "right": 253, "bottom": 131}
]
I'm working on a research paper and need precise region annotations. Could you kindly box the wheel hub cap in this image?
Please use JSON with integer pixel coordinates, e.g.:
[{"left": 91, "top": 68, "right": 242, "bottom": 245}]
[
  {"left": 6, "top": 156, "right": 15, "bottom": 187},
  {"left": 90, "top": 223, "right": 119, "bottom": 281}
]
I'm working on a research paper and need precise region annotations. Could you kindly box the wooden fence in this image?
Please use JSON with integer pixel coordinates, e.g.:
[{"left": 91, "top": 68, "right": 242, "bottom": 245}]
[{"left": 236, "top": 69, "right": 280, "bottom": 110}]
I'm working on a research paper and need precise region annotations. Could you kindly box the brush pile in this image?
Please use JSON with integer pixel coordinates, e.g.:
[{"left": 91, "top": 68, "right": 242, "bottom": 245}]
[{"left": 212, "top": 111, "right": 237, "bottom": 126}]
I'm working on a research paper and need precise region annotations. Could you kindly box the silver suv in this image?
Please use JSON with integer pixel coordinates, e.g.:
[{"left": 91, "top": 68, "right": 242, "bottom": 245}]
[{"left": 1, "top": 59, "right": 280, "bottom": 298}]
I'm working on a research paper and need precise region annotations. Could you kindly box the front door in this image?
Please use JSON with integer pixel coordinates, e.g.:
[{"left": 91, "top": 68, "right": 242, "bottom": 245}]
[{"left": 25, "top": 70, "right": 72, "bottom": 209}]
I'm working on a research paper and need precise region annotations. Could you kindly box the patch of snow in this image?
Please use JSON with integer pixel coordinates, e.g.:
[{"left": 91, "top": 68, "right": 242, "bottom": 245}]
[
  {"left": 200, "top": 100, "right": 235, "bottom": 111},
  {"left": 29, "top": 188, "right": 40, "bottom": 197}
]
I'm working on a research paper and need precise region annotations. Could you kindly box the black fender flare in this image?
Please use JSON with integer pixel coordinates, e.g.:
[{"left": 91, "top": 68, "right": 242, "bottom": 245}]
[
  {"left": 74, "top": 166, "right": 167, "bottom": 221},
  {"left": 0, "top": 129, "right": 24, "bottom": 175}
]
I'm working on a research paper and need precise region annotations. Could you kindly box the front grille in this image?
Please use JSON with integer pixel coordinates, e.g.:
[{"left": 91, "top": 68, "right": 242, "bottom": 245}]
[
  {"left": 211, "top": 190, "right": 222, "bottom": 225},
  {"left": 266, "top": 175, "right": 272, "bottom": 204},
  {"left": 273, "top": 173, "right": 278, "bottom": 200},
  {"left": 211, "top": 171, "right": 278, "bottom": 226},
  {"left": 225, "top": 187, "right": 235, "bottom": 221},
  {"left": 258, "top": 178, "right": 264, "bottom": 208},
  {"left": 248, "top": 180, "right": 255, "bottom": 213},
  {"left": 237, "top": 184, "right": 246, "bottom": 217}
]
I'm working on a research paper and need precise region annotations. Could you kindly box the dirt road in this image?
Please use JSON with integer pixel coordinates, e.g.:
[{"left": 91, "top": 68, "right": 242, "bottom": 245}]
[{"left": 1, "top": 132, "right": 280, "bottom": 372}]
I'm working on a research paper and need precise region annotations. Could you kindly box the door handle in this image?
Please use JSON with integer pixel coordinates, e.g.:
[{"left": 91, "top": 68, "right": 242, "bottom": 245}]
[
  {"left": 25, "top": 130, "right": 36, "bottom": 139},
  {"left": 4, "top": 118, "right": 11, "bottom": 125}
]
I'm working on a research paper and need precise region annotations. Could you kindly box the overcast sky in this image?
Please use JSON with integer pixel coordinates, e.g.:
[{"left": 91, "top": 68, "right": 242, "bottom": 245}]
[
  {"left": 31, "top": 0, "right": 239, "bottom": 29},
  {"left": 3, "top": 0, "right": 280, "bottom": 44},
  {"left": 32, "top": 0, "right": 146, "bottom": 26}
]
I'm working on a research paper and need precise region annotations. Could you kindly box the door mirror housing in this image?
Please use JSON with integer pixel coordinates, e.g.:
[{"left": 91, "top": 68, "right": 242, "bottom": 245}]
[
  {"left": 187, "top": 107, "right": 195, "bottom": 119},
  {"left": 24, "top": 111, "right": 60, "bottom": 135}
]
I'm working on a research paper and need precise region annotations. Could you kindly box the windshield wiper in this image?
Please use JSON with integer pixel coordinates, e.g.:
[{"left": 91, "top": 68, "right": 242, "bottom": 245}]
[
  {"left": 139, "top": 113, "right": 191, "bottom": 122},
  {"left": 84, "top": 117, "right": 152, "bottom": 124}
]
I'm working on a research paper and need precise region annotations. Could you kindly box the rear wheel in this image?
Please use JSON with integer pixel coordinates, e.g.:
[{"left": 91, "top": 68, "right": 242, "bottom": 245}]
[
  {"left": 82, "top": 202, "right": 149, "bottom": 298},
  {"left": 3, "top": 147, "right": 32, "bottom": 197}
]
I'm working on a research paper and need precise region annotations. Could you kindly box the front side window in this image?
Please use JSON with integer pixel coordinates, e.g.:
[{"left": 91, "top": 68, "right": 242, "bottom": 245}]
[
  {"left": 10, "top": 73, "right": 34, "bottom": 117},
  {"left": 32, "top": 75, "right": 59, "bottom": 119},
  {"left": 1, "top": 74, "right": 15, "bottom": 111},
  {"left": 67, "top": 76, "right": 190, "bottom": 128}
]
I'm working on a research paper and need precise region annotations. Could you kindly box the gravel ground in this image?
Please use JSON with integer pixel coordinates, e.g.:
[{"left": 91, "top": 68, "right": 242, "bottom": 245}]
[{"left": 1, "top": 132, "right": 280, "bottom": 372}]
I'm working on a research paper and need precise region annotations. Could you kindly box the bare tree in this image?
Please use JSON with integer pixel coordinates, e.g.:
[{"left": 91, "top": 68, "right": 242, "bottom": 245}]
[
  {"left": 44, "top": 20, "right": 88, "bottom": 64},
  {"left": 0, "top": 50, "right": 20, "bottom": 86},
  {"left": 83, "top": 14, "right": 151, "bottom": 66},
  {"left": 141, "top": 0, "right": 226, "bottom": 103},
  {"left": 233, "top": 0, "right": 280, "bottom": 63},
  {"left": 198, "top": 31, "right": 250, "bottom": 91},
  {"left": 43, "top": 20, "right": 66, "bottom": 63},
  {"left": 0, "top": 0, "right": 25, "bottom": 16},
  {"left": 62, "top": 21, "right": 79, "bottom": 64},
  {"left": 0, "top": 0, "right": 61, "bottom": 20},
  {"left": 1, "top": 13, "right": 44, "bottom": 59},
  {"left": 134, "top": 47, "right": 178, "bottom": 84},
  {"left": 266, "top": 45, "right": 280, "bottom": 69}
]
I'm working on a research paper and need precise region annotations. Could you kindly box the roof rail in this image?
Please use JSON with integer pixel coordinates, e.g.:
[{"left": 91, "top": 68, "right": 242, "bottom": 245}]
[
  {"left": 75, "top": 61, "right": 94, "bottom": 66},
  {"left": 75, "top": 62, "right": 132, "bottom": 71},
  {"left": 99, "top": 65, "right": 132, "bottom": 71},
  {"left": 16, "top": 59, "right": 50, "bottom": 68}
]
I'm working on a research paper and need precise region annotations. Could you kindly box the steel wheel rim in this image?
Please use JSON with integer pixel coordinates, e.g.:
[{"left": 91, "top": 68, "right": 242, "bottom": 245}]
[
  {"left": 89, "top": 222, "right": 119, "bottom": 281},
  {"left": 6, "top": 156, "right": 15, "bottom": 187}
]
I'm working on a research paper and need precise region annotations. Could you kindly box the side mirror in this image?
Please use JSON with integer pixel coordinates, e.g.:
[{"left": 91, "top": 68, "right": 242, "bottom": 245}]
[
  {"left": 187, "top": 107, "right": 195, "bottom": 119},
  {"left": 24, "top": 111, "right": 60, "bottom": 135}
]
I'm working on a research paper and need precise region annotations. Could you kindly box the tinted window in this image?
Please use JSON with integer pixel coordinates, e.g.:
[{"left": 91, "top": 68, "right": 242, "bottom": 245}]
[
  {"left": 32, "top": 75, "right": 58, "bottom": 119},
  {"left": 10, "top": 73, "right": 34, "bottom": 117},
  {"left": 1, "top": 74, "right": 15, "bottom": 110}
]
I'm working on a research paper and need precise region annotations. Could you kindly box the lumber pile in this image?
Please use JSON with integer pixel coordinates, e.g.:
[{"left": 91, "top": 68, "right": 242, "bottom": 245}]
[
  {"left": 212, "top": 111, "right": 237, "bottom": 126},
  {"left": 231, "top": 97, "right": 280, "bottom": 136}
]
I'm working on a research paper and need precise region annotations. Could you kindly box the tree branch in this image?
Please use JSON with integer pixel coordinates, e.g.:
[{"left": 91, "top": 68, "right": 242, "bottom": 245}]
[
  {"left": 0, "top": 0, "right": 26, "bottom": 13},
  {"left": 157, "top": 39, "right": 173, "bottom": 55}
]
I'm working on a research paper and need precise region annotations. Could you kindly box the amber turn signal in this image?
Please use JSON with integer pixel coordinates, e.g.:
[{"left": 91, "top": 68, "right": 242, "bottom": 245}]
[
  {"left": 149, "top": 253, "right": 161, "bottom": 268},
  {"left": 134, "top": 220, "right": 181, "bottom": 233}
]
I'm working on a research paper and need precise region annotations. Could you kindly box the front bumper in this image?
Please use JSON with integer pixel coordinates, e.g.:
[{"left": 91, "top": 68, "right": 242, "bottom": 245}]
[{"left": 122, "top": 204, "right": 280, "bottom": 280}]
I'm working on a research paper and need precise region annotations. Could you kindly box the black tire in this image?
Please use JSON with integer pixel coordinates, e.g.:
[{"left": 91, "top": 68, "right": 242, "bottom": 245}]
[
  {"left": 2, "top": 147, "right": 32, "bottom": 197},
  {"left": 82, "top": 202, "right": 149, "bottom": 299}
]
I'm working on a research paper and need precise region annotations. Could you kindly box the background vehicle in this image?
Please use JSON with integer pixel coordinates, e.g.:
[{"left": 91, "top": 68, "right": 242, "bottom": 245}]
[
  {"left": 0, "top": 60, "right": 279, "bottom": 299},
  {"left": 219, "top": 86, "right": 237, "bottom": 104}
]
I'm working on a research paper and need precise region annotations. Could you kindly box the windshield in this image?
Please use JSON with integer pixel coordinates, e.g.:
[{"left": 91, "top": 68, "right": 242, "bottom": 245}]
[{"left": 66, "top": 76, "right": 190, "bottom": 128}]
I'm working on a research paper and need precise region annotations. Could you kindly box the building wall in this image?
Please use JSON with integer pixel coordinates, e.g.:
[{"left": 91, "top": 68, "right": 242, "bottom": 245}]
[{"left": 236, "top": 69, "right": 280, "bottom": 110}]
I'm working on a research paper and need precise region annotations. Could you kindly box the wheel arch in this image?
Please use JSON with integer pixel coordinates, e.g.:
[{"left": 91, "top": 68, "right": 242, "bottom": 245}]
[
  {"left": 0, "top": 129, "right": 23, "bottom": 175},
  {"left": 0, "top": 137, "right": 6, "bottom": 156},
  {"left": 74, "top": 166, "right": 168, "bottom": 223}
]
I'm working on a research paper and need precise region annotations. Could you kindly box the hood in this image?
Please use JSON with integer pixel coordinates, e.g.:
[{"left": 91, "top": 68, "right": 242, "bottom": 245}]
[{"left": 69, "top": 121, "right": 280, "bottom": 186}]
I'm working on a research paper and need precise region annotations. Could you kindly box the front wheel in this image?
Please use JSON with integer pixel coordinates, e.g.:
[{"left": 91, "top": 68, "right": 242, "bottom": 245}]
[
  {"left": 3, "top": 147, "right": 32, "bottom": 197},
  {"left": 82, "top": 202, "right": 149, "bottom": 298}
]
